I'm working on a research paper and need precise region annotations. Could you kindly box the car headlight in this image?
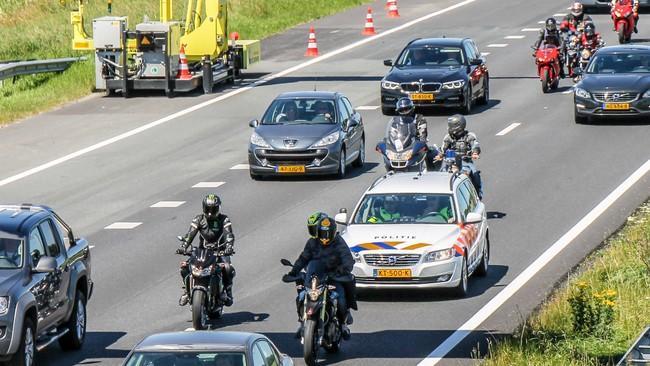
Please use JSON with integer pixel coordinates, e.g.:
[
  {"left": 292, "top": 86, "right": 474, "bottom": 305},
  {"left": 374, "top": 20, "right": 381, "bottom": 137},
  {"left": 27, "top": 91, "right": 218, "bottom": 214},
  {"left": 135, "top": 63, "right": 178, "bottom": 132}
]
[
  {"left": 250, "top": 131, "right": 271, "bottom": 148},
  {"left": 381, "top": 80, "right": 401, "bottom": 90},
  {"left": 424, "top": 248, "right": 454, "bottom": 262},
  {"left": 643, "top": 90, "right": 650, "bottom": 98},
  {"left": 442, "top": 80, "right": 465, "bottom": 89},
  {"left": 311, "top": 131, "right": 339, "bottom": 147},
  {"left": 0, "top": 297, "right": 8, "bottom": 315},
  {"left": 574, "top": 87, "right": 591, "bottom": 99}
]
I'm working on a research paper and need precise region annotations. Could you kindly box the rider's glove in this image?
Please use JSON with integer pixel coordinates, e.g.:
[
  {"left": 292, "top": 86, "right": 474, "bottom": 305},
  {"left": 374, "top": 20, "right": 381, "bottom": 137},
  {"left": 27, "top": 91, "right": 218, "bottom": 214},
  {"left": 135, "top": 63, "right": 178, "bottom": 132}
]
[
  {"left": 175, "top": 246, "right": 187, "bottom": 255},
  {"left": 224, "top": 244, "right": 235, "bottom": 256}
]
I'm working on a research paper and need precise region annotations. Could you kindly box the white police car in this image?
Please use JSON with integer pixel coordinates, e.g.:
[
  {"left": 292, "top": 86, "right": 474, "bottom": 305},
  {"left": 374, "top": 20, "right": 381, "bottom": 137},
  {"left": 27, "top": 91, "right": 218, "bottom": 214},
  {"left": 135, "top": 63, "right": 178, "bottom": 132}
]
[{"left": 334, "top": 171, "right": 489, "bottom": 296}]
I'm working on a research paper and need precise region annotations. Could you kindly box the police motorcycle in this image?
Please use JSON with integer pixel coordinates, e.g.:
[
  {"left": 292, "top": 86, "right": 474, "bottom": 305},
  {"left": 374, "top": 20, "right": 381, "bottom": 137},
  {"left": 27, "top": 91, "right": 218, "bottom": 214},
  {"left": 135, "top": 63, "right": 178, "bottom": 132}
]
[{"left": 376, "top": 116, "right": 430, "bottom": 172}]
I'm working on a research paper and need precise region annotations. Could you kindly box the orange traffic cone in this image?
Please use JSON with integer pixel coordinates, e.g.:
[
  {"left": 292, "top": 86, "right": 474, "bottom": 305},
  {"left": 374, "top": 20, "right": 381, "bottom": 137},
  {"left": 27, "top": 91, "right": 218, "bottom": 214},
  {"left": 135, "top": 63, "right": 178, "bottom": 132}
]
[
  {"left": 177, "top": 44, "right": 191, "bottom": 80},
  {"left": 387, "top": 0, "right": 400, "bottom": 18},
  {"left": 362, "top": 7, "right": 376, "bottom": 36},
  {"left": 305, "top": 26, "right": 319, "bottom": 57}
]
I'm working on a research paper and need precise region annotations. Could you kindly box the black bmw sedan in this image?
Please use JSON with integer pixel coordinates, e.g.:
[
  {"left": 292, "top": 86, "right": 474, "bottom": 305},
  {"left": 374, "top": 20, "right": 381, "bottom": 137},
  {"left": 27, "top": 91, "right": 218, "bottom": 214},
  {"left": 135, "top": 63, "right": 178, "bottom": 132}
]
[
  {"left": 380, "top": 37, "right": 489, "bottom": 115},
  {"left": 574, "top": 45, "right": 650, "bottom": 123}
]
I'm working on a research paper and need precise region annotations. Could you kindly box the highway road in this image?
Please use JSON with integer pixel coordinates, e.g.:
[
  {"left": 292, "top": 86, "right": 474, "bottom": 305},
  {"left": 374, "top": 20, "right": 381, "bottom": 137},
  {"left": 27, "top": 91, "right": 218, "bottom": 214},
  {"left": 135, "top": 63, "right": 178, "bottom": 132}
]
[{"left": 0, "top": 0, "right": 649, "bottom": 365}]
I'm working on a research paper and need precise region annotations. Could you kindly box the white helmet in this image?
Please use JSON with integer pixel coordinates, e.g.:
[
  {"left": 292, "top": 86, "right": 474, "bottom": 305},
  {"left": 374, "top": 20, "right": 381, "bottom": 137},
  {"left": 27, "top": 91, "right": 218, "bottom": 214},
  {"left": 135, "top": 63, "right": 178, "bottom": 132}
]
[{"left": 571, "top": 2, "right": 584, "bottom": 17}]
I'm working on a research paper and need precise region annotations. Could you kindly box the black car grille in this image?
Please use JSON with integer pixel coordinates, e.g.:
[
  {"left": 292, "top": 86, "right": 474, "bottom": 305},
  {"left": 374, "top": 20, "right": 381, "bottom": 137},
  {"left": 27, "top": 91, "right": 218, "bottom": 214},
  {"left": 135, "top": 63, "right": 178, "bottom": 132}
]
[
  {"left": 401, "top": 83, "right": 421, "bottom": 92},
  {"left": 256, "top": 149, "right": 328, "bottom": 164},
  {"left": 421, "top": 83, "right": 442, "bottom": 92},
  {"left": 364, "top": 253, "right": 421, "bottom": 267},
  {"left": 592, "top": 92, "right": 638, "bottom": 103}
]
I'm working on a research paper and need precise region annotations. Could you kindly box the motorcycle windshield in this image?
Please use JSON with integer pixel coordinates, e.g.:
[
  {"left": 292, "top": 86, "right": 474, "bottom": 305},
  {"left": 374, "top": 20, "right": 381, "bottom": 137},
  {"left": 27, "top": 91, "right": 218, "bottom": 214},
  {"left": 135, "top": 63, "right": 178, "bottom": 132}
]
[
  {"left": 305, "top": 260, "right": 329, "bottom": 283},
  {"left": 385, "top": 117, "right": 417, "bottom": 152}
]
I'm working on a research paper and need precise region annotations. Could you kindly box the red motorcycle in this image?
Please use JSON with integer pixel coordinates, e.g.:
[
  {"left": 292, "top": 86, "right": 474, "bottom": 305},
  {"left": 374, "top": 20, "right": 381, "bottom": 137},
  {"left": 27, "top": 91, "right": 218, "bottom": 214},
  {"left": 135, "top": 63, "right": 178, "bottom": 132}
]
[
  {"left": 534, "top": 44, "right": 561, "bottom": 93},
  {"left": 611, "top": 2, "right": 636, "bottom": 44}
]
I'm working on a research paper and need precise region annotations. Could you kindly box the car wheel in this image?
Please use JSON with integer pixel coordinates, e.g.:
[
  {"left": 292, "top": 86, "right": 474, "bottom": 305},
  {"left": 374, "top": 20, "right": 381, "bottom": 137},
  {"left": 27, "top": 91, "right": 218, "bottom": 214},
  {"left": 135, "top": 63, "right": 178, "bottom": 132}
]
[
  {"left": 475, "top": 235, "right": 490, "bottom": 277},
  {"left": 477, "top": 77, "right": 489, "bottom": 106},
  {"left": 574, "top": 107, "right": 588, "bottom": 124},
  {"left": 461, "top": 86, "right": 472, "bottom": 115},
  {"left": 452, "top": 256, "right": 469, "bottom": 298},
  {"left": 337, "top": 148, "right": 347, "bottom": 179},
  {"left": 59, "top": 290, "right": 87, "bottom": 350},
  {"left": 8, "top": 318, "right": 35, "bottom": 366},
  {"left": 352, "top": 138, "right": 365, "bottom": 168},
  {"left": 382, "top": 106, "right": 394, "bottom": 116}
]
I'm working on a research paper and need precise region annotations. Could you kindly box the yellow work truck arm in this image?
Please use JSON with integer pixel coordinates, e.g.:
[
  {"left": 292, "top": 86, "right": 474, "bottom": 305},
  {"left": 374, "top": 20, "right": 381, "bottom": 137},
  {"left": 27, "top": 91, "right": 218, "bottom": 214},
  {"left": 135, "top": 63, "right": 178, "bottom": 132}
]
[{"left": 70, "top": 0, "right": 94, "bottom": 50}]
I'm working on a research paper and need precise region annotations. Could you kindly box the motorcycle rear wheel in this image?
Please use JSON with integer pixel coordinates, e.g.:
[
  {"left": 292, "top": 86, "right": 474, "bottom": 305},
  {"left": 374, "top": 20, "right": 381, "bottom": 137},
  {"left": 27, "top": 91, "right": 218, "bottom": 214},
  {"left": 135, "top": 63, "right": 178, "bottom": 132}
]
[
  {"left": 303, "top": 319, "right": 319, "bottom": 366},
  {"left": 191, "top": 291, "right": 208, "bottom": 330}
]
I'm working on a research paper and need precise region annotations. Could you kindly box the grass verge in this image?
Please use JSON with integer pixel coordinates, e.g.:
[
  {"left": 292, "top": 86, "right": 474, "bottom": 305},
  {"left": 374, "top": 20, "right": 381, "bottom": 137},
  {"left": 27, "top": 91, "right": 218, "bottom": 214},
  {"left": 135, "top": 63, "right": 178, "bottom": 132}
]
[
  {"left": 481, "top": 201, "right": 650, "bottom": 365},
  {"left": 0, "top": 0, "right": 369, "bottom": 125}
]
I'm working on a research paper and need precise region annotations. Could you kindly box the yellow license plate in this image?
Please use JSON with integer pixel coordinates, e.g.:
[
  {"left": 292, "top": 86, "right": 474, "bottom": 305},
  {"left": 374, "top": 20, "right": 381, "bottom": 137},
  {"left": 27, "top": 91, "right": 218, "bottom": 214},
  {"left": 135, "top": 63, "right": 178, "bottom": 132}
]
[
  {"left": 410, "top": 93, "right": 434, "bottom": 101},
  {"left": 375, "top": 269, "right": 412, "bottom": 278},
  {"left": 604, "top": 103, "right": 630, "bottom": 110},
  {"left": 276, "top": 165, "right": 305, "bottom": 173}
]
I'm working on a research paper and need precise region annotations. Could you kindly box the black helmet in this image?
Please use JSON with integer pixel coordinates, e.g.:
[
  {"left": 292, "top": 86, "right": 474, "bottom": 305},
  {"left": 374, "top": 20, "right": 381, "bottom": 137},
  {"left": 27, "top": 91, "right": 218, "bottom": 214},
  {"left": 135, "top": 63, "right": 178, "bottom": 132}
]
[
  {"left": 545, "top": 18, "right": 557, "bottom": 32},
  {"left": 202, "top": 194, "right": 221, "bottom": 219},
  {"left": 317, "top": 215, "right": 337, "bottom": 246},
  {"left": 307, "top": 211, "right": 326, "bottom": 238},
  {"left": 395, "top": 97, "right": 415, "bottom": 115},
  {"left": 584, "top": 22, "right": 595, "bottom": 37},
  {"left": 447, "top": 114, "right": 467, "bottom": 138}
]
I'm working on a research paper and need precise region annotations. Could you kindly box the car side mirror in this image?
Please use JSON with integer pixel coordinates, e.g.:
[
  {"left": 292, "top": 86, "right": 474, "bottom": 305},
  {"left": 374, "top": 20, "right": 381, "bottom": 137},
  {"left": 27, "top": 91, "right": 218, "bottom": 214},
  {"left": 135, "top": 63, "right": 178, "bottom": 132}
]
[
  {"left": 383, "top": 59, "right": 393, "bottom": 67},
  {"left": 464, "top": 212, "right": 482, "bottom": 225},
  {"left": 347, "top": 118, "right": 359, "bottom": 129},
  {"left": 335, "top": 212, "right": 348, "bottom": 225},
  {"left": 34, "top": 256, "right": 57, "bottom": 273},
  {"left": 281, "top": 355, "right": 293, "bottom": 366},
  {"left": 470, "top": 58, "right": 483, "bottom": 66},
  {"left": 249, "top": 119, "right": 259, "bottom": 128}
]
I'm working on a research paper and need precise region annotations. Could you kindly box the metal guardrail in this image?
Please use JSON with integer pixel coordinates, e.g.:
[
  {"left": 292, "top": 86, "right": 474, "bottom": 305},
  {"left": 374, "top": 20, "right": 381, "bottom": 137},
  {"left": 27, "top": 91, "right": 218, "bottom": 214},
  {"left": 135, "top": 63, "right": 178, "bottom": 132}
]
[
  {"left": 0, "top": 57, "right": 87, "bottom": 82},
  {"left": 618, "top": 326, "right": 650, "bottom": 365}
]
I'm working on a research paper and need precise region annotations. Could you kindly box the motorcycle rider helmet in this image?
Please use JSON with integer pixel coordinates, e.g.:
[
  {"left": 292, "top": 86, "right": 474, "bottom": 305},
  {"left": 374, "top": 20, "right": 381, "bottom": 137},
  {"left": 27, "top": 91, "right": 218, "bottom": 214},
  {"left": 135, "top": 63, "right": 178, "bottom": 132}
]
[
  {"left": 584, "top": 22, "right": 595, "bottom": 37},
  {"left": 307, "top": 211, "right": 326, "bottom": 238},
  {"left": 571, "top": 2, "right": 583, "bottom": 17},
  {"left": 545, "top": 17, "right": 558, "bottom": 32},
  {"left": 395, "top": 97, "right": 415, "bottom": 116},
  {"left": 447, "top": 114, "right": 467, "bottom": 139},
  {"left": 202, "top": 194, "right": 221, "bottom": 219},
  {"left": 317, "top": 216, "right": 337, "bottom": 246}
]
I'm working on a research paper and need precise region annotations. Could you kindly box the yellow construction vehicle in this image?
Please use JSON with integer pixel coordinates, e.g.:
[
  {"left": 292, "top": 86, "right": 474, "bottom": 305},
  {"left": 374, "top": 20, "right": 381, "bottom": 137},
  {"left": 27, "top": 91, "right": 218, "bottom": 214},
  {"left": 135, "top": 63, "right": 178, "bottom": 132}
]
[{"left": 68, "top": 0, "right": 261, "bottom": 97}]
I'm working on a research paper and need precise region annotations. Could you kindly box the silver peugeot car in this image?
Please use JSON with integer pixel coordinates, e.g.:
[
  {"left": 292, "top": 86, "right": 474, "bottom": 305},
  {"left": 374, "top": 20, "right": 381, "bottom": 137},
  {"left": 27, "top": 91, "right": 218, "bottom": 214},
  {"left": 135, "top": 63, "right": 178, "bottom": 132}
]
[{"left": 248, "top": 91, "right": 365, "bottom": 179}]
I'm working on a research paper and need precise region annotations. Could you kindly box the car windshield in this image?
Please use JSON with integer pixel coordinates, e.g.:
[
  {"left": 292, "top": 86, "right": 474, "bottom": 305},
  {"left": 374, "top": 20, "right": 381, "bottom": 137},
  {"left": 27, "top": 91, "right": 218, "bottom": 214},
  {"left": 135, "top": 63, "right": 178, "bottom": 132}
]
[
  {"left": 396, "top": 46, "right": 465, "bottom": 67},
  {"left": 353, "top": 193, "right": 456, "bottom": 224},
  {"left": 261, "top": 98, "right": 337, "bottom": 125},
  {"left": 124, "top": 351, "right": 246, "bottom": 366},
  {"left": 0, "top": 232, "right": 23, "bottom": 269},
  {"left": 586, "top": 53, "right": 650, "bottom": 74}
]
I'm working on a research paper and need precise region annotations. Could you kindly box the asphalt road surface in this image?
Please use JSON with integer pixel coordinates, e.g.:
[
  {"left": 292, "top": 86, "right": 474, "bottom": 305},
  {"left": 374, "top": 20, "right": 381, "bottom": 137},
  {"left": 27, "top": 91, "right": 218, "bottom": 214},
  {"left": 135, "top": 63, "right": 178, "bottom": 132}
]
[{"left": 1, "top": 0, "right": 649, "bottom": 365}]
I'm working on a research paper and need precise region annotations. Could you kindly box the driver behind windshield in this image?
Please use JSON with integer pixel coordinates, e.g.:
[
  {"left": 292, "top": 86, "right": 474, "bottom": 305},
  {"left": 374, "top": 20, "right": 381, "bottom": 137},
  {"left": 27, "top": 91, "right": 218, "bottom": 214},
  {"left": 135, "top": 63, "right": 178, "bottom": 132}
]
[
  {"left": 421, "top": 196, "right": 454, "bottom": 223},
  {"left": 367, "top": 195, "right": 401, "bottom": 223},
  {"left": 312, "top": 101, "right": 334, "bottom": 123},
  {"left": 275, "top": 101, "right": 299, "bottom": 123},
  {"left": 0, "top": 238, "right": 21, "bottom": 268}
]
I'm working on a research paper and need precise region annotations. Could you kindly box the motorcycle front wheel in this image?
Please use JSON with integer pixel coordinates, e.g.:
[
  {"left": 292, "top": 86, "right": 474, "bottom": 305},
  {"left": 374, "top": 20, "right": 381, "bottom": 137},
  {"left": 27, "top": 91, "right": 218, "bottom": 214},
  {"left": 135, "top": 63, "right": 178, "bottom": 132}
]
[
  {"left": 618, "top": 25, "right": 626, "bottom": 44},
  {"left": 191, "top": 291, "right": 208, "bottom": 330},
  {"left": 542, "top": 69, "right": 550, "bottom": 93},
  {"left": 303, "top": 319, "right": 319, "bottom": 366}
]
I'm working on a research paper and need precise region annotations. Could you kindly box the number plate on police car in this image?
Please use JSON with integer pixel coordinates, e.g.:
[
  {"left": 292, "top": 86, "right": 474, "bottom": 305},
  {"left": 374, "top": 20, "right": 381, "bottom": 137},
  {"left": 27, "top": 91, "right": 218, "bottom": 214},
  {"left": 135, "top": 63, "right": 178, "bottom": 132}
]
[
  {"left": 374, "top": 269, "right": 412, "bottom": 278},
  {"left": 409, "top": 93, "right": 434, "bottom": 101},
  {"left": 276, "top": 165, "right": 305, "bottom": 173},
  {"left": 603, "top": 103, "right": 630, "bottom": 110}
]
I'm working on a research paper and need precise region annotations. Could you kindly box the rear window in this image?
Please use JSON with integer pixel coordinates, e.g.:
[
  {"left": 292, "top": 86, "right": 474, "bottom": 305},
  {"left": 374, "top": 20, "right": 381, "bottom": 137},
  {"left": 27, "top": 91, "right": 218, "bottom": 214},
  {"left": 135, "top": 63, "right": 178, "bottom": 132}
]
[{"left": 124, "top": 351, "right": 246, "bottom": 366}]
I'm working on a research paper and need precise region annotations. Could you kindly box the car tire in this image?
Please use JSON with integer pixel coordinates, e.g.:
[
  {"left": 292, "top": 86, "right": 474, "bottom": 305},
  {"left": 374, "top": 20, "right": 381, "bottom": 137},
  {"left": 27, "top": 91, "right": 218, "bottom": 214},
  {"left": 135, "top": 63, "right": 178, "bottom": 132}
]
[
  {"left": 382, "top": 106, "right": 394, "bottom": 116},
  {"left": 452, "top": 256, "right": 469, "bottom": 298},
  {"left": 461, "top": 86, "right": 472, "bottom": 115},
  {"left": 477, "top": 77, "right": 489, "bottom": 106},
  {"left": 352, "top": 138, "right": 365, "bottom": 168},
  {"left": 59, "top": 290, "right": 87, "bottom": 350},
  {"left": 574, "top": 108, "right": 588, "bottom": 124},
  {"left": 8, "top": 318, "right": 35, "bottom": 366},
  {"left": 475, "top": 235, "right": 490, "bottom": 277},
  {"left": 337, "top": 148, "right": 347, "bottom": 179}
]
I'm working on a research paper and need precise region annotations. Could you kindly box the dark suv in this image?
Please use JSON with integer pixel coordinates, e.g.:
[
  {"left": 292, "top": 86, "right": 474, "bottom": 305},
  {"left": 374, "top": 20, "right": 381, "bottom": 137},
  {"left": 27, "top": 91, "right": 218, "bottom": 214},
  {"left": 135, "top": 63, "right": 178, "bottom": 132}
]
[{"left": 0, "top": 205, "right": 92, "bottom": 366}]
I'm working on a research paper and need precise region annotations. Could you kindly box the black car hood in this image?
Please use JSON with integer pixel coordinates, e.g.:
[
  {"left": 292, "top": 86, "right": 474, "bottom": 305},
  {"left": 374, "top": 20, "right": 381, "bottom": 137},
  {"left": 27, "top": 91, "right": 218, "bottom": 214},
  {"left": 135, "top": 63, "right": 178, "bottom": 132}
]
[
  {"left": 385, "top": 66, "right": 466, "bottom": 83},
  {"left": 255, "top": 124, "right": 339, "bottom": 150},
  {"left": 0, "top": 269, "right": 24, "bottom": 295},
  {"left": 580, "top": 73, "right": 650, "bottom": 91}
]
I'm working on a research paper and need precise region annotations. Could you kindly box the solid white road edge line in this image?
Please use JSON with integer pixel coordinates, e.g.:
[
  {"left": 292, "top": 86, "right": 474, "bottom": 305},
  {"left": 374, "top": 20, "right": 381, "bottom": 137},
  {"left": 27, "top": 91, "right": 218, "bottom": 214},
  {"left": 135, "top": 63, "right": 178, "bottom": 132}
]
[
  {"left": 0, "top": 0, "right": 479, "bottom": 189},
  {"left": 417, "top": 159, "right": 650, "bottom": 366},
  {"left": 495, "top": 123, "right": 521, "bottom": 136}
]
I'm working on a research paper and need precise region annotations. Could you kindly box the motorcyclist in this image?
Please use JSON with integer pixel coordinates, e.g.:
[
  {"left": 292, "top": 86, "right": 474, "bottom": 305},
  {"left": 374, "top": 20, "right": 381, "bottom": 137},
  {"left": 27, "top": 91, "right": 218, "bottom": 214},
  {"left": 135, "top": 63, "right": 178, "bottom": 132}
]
[
  {"left": 284, "top": 214, "right": 356, "bottom": 340},
  {"left": 581, "top": 23, "right": 604, "bottom": 51},
  {"left": 367, "top": 195, "right": 401, "bottom": 223},
  {"left": 394, "top": 97, "right": 428, "bottom": 142},
  {"left": 437, "top": 114, "right": 483, "bottom": 199},
  {"left": 611, "top": 0, "right": 640, "bottom": 33},
  {"left": 534, "top": 17, "right": 566, "bottom": 78},
  {"left": 177, "top": 194, "right": 236, "bottom": 307},
  {"left": 560, "top": 2, "right": 594, "bottom": 33}
]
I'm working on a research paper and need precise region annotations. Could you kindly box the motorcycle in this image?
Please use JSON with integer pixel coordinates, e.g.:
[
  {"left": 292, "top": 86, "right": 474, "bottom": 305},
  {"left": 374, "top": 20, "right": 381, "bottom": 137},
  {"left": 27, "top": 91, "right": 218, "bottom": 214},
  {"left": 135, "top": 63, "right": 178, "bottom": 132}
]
[
  {"left": 176, "top": 235, "right": 230, "bottom": 330},
  {"left": 376, "top": 116, "right": 429, "bottom": 172},
  {"left": 533, "top": 44, "right": 561, "bottom": 93},
  {"left": 281, "top": 259, "right": 349, "bottom": 366},
  {"left": 439, "top": 149, "right": 483, "bottom": 199},
  {"left": 612, "top": 2, "right": 635, "bottom": 44},
  {"left": 563, "top": 31, "right": 581, "bottom": 78}
]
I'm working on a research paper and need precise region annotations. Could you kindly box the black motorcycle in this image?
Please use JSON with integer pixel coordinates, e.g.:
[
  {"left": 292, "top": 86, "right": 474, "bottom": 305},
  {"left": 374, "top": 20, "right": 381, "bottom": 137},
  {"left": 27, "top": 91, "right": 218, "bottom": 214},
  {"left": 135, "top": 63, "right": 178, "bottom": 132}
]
[
  {"left": 281, "top": 259, "right": 349, "bottom": 366},
  {"left": 176, "top": 235, "right": 230, "bottom": 330},
  {"left": 439, "top": 149, "right": 483, "bottom": 198}
]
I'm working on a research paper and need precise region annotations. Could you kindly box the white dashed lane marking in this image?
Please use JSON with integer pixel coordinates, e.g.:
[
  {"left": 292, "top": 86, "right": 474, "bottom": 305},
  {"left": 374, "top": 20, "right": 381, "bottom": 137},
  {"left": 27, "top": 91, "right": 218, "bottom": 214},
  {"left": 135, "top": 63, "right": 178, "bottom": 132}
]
[
  {"left": 553, "top": 13, "right": 565, "bottom": 17},
  {"left": 487, "top": 44, "right": 509, "bottom": 48},
  {"left": 104, "top": 222, "right": 142, "bottom": 230},
  {"left": 496, "top": 123, "right": 521, "bottom": 136},
  {"left": 356, "top": 105, "right": 380, "bottom": 110},
  {"left": 192, "top": 182, "right": 226, "bottom": 188},
  {"left": 230, "top": 164, "right": 250, "bottom": 170},
  {"left": 150, "top": 201, "right": 186, "bottom": 208},
  {"left": 480, "top": 52, "right": 490, "bottom": 56},
  {"left": 504, "top": 35, "right": 525, "bottom": 39},
  {"left": 521, "top": 28, "right": 539, "bottom": 32}
]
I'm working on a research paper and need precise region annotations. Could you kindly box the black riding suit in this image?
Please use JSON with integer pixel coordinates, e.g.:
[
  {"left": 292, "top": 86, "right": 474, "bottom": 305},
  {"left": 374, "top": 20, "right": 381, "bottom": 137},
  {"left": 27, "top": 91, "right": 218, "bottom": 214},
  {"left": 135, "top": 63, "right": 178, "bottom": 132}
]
[
  {"left": 534, "top": 28, "right": 566, "bottom": 77},
  {"left": 180, "top": 213, "right": 236, "bottom": 305},
  {"left": 441, "top": 131, "right": 483, "bottom": 198},
  {"left": 290, "top": 234, "right": 357, "bottom": 324}
]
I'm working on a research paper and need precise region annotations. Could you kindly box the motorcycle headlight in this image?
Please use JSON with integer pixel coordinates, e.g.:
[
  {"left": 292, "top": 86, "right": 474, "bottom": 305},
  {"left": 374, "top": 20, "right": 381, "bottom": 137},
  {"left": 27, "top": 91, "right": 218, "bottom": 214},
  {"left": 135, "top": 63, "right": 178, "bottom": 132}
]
[
  {"left": 250, "top": 131, "right": 271, "bottom": 148},
  {"left": 400, "top": 150, "right": 413, "bottom": 160},
  {"left": 442, "top": 80, "right": 465, "bottom": 89},
  {"left": 311, "top": 131, "right": 339, "bottom": 147},
  {"left": 643, "top": 90, "right": 650, "bottom": 99},
  {"left": 615, "top": 11, "right": 622, "bottom": 17},
  {"left": 386, "top": 150, "right": 398, "bottom": 160},
  {"left": 424, "top": 248, "right": 454, "bottom": 262},
  {"left": 381, "top": 80, "right": 401, "bottom": 90},
  {"left": 308, "top": 288, "right": 323, "bottom": 301},
  {"left": 192, "top": 266, "right": 212, "bottom": 277},
  {"left": 574, "top": 87, "right": 591, "bottom": 99},
  {"left": 0, "top": 297, "right": 8, "bottom": 315}
]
